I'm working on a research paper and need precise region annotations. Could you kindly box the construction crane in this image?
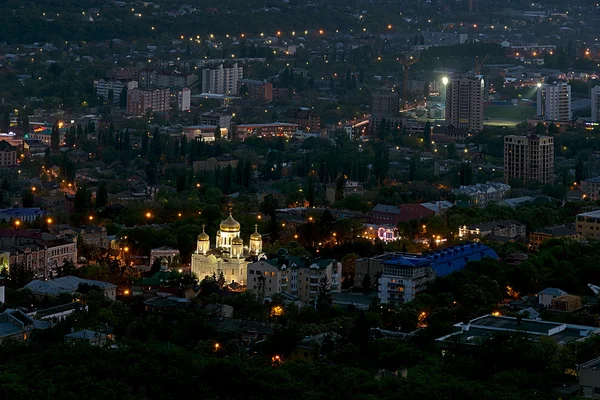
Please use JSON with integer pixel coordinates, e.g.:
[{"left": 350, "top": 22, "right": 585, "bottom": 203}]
[
  {"left": 475, "top": 54, "right": 489, "bottom": 75},
  {"left": 400, "top": 56, "right": 419, "bottom": 110}
]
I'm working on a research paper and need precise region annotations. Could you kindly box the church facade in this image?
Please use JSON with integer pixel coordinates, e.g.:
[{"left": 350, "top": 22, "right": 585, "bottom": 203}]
[{"left": 191, "top": 212, "right": 263, "bottom": 287}]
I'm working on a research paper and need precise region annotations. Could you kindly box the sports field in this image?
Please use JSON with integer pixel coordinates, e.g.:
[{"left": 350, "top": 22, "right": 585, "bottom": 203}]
[{"left": 484, "top": 105, "right": 536, "bottom": 121}]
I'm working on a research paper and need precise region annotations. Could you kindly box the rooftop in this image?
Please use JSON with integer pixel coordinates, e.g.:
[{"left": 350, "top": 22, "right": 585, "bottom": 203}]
[
  {"left": 372, "top": 204, "right": 401, "bottom": 214},
  {"left": 437, "top": 314, "right": 600, "bottom": 347},
  {"left": 25, "top": 276, "right": 116, "bottom": 296},
  {"left": 533, "top": 225, "right": 577, "bottom": 237},
  {"left": 577, "top": 210, "right": 600, "bottom": 218},
  {"left": 383, "top": 242, "right": 499, "bottom": 277}
]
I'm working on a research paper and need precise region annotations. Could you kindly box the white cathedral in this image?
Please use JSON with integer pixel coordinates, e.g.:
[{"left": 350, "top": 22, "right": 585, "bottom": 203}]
[{"left": 191, "top": 212, "right": 263, "bottom": 287}]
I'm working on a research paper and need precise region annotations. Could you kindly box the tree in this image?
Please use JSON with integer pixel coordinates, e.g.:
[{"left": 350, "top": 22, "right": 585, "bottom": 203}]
[
  {"left": 44, "top": 147, "right": 52, "bottom": 167},
  {"left": 535, "top": 122, "right": 546, "bottom": 135},
  {"left": 239, "top": 83, "right": 249, "bottom": 98},
  {"left": 21, "top": 189, "right": 34, "bottom": 207},
  {"left": 217, "top": 270, "right": 226, "bottom": 288},
  {"left": 119, "top": 85, "right": 128, "bottom": 108},
  {"left": 51, "top": 122, "right": 60, "bottom": 150},
  {"left": 96, "top": 182, "right": 108, "bottom": 208},
  {"left": 214, "top": 125, "right": 221, "bottom": 140},
  {"left": 316, "top": 276, "right": 332, "bottom": 314},
  {"left": 200, "top": 275, "right": 219, "bottom": 295},
  {"left": 362, "top": 273, "right": 372, "bottom": 293},
  {"left": 341, "top": 253, "right": 358, "bottom": 287},
  {"left": 306, "top": 177, "right": 315, "bottom": 207},
  {"left": 423, "top": 121, "right": 431, "bottom": 149},
  {"left": 57, "top": 260, "right": 76, "bottom": 277},
  {"left": 141, "top": 133, "right": 149, "bottom": 156}
]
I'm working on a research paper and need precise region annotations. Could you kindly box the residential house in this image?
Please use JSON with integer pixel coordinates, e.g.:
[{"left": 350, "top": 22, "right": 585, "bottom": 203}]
[
  {"left": 452, "top": 182, "right": 511, "bottom": 207},
  {"left": 529, "top": 225, "right": 579, "bottom": 249},
  {"left": 538, "top": 287, "right": 567, "bottom": 307},
  {"left": 458, "top": 220, "right": 526, "bottom": 240}
]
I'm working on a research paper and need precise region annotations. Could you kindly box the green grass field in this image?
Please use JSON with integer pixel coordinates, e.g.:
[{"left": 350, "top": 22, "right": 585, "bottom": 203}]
[{"left": 484, "top": 105, "right": 536, "bottom": 121}]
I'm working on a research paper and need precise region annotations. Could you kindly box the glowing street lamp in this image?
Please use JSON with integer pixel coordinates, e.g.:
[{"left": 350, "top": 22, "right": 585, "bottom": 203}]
[
  {"left": 14, "top": 220, "right": 21, "bottom": 228},
  {"left": 145, "top": 212, "right": 152, "bottom": 219}
]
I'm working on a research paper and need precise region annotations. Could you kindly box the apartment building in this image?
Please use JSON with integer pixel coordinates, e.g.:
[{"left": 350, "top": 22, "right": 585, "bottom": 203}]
[
  {"left": 504, "top": 135, "right": 554, "bottom": 185},
  {"left": 156, "top": 71, "right": 197, "bottom": 89},
  {"left": 177, "top": 88, "right": 191, "bottom": 111},
  {"left": 379, "top": 243, "right": 498, "bottom": 304},
  {"left": 94, "top": 80, "right": 138, "bottom": 104},
  {"left": 592, "top": 86, "right": 600, "bottom": 123},
  {"left": 201, "top": 63, "right": 244, "bottom": 94},
  {"left": 422, "top": 31, "right": 468, "bottom": 46},
  {"left": 107, "top": 67, "right": 138, "bottom": 81},
  {"left": 537, "top": 81, "right": 571, "bottom": 121},
  {"left": 581, "top": 176, "right": 600, "bottom": 200},
  {"left": 200, "top": 111, "right": 232, "bottom": 131},
  {"left": 288, "top": 108, "right": 321, "bottom": 132},
  {"left": 370, "top": 89, "right": 400, "bottom": 133},
  {"left": 452, "top": 182, "right": 511, "bottom": 207},
  {"left": 576, "top": 210, "right": 600, "bottom": 238},
  {"left": 126, "top": 88, "right": 171, "bottom": 115},
  {"left": 238, "top": 78, "right": 273, "bottom": 101},
  {"left": 0, "top": 140, "right": 17, "bottom": 167},
  {"left": 445, "top": 75, "right": 485, "bottom": 132},
  {"left": 247, "top": 250, "right": 341, "bottom": 303}
]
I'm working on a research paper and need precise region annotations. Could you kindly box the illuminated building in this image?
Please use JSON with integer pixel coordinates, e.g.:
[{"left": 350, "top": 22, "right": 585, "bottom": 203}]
[
  {"left": 537, "top": 81, "right": 571, "bottom": 121},
  {"left": 445, "top": 75, "right": 485, "bottom": 133},
  {"left": 191, "top": 214, "right": 263, "bottom": 287},
  {"left": 592, "top": 86, "right": 600, "bottom": 123},
  {"left": 379, "top": 242, "right": 498, "bottom": 304},
  {"left": 246, "top": 248, "right": 341, "bottom": 303}
]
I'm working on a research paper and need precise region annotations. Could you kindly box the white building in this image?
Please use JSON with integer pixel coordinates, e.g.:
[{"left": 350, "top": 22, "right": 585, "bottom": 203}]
[
  {"left": 177, "top": 88, "right": 191, "bottom": 111},
  {"left": 537, "top": 82, "right": 571, "bottom": 121},
  {"left": 201, "top": 63, "right": 244, "bottom": 95},
  {"left": 592, "top": 86, "right": 600, "bottom": 123},
  {"left": 191, "top": 214, "right": 263, "bottom": 287},
  {"left": 94, "top": 80, "right": 138, "bottom": 104}
]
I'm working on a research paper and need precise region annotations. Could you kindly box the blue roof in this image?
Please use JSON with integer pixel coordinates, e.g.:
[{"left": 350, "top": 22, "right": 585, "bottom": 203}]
[{"left": 383, "top": 242, "right": 498, "bottom": 277}]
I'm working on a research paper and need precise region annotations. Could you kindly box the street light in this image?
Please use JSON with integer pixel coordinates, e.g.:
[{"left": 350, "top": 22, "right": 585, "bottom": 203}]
[
  {"left": 145, "top": 212, "right": 152, "bottom": 219},
  {"left": 14, "top": 220, "right": 20, "bottom": 228},
  {"left": 442, "top": 76, "right": 449, "bottom": 86},
  {"left": 88, "top": 215, "right": 94, "bottom": 222},
  {"left": 46, "top": 218, "right": 52, "bottom": 224}
]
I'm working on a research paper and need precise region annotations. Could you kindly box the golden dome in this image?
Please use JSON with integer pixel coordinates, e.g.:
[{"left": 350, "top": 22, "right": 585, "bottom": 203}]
[
  {"left": 198, "top": 225, "right": 210, "bottom": 241},
  {"left": 250, "top": 224, "right": 262, "bottom": 240},
  {"left": 220, "top": 212, "right": 241, "bottom": 232},
  {"left": 232, "top": 236, "right": 243, "bottom": 245}
]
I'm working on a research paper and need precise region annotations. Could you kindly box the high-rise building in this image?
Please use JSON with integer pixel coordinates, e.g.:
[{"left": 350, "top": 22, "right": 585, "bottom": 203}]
[
  {"left": 592, "top": 86, "right": 600, "bottom": 123},
  {"left": 504, "top": 135, "right": 554, "bottom": 185},
  {"left": 201, "top": 63, "right": 244, "bottom": 94},
  {"left": 370, "top": 89, "right": 400, "bottom": 133},
  {"left": 177, "top": 88, "right": 191, "bottom": 111},
  {"left": 445, "top": 75, "right": 485, "bottom": 132},
  {"left": 537, "top": 81, "right": 571, "bottom": 121},
  {"left": 126, "top": 88, "right": 171, "bottom": 115}
]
